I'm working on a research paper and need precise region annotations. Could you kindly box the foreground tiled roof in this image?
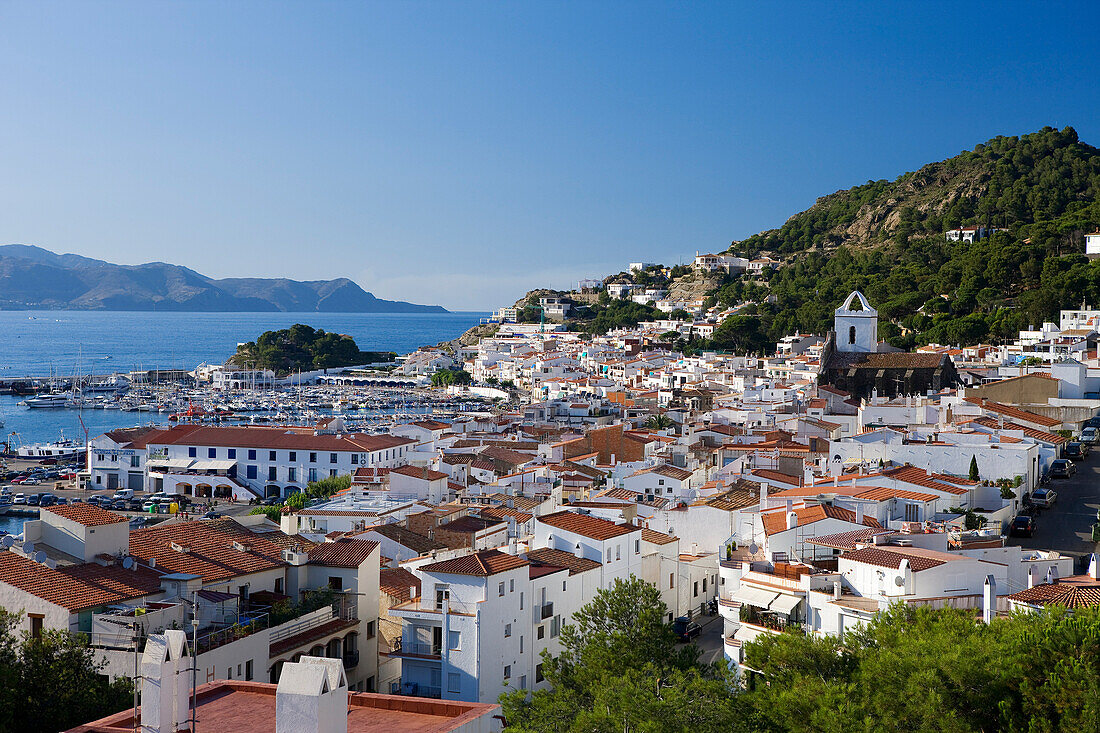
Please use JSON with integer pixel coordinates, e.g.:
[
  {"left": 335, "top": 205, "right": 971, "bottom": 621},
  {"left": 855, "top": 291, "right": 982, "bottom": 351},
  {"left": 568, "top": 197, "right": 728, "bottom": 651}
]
[
  {"left": 1006, "top": 576, "right": 1100, "bottom": 609},
  {"left": 762, "top": 504, "right": 881, "bottom": 536},
  {"left": 0, "top": 551, "right": 162, "bottom": 611},
  {"left": 420, "top": 549, "right": 529, "bottom": 577},
  {"left": 537, "top": 510, "right": 639, "bottom": 541},
  {"left": 841, "top": 546, "right": 949, "bottom": 572},
  {"left": 806, "top": 527, "right": 891, "bottom": 550},
  {"left": 308, "top": 538, "right": 379, "bottom": 568},
  {"left": 129, "top": 520, "right": 286, "bottom": 583},
  {"left": 525, "top": 547, "right": 602, "bottom": 576},
  {"left": 367, "top": 524, "right": 446, "bottom": 554},
  {"left": 44, "top": 503, "right": 127, "bottom": 527},
  {"left": 379, "top": 567, "right": 421, "bottom": 601},
  {"left": 963, "top": 397, "right": 1060, "bottom": 428}
]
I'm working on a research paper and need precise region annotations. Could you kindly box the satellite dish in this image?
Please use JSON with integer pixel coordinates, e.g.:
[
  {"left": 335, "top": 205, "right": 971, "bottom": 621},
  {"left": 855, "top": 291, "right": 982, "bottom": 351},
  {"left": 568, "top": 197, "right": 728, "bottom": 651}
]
[
  {"left": 148, "top": 557, "right": 156, "bottom": 569},
  {"left": 1, "top": 536, "right": 14, "bottom": 548},
  {"left": 21, "top": 542, "right": 34, "bottom": 555},
  {"left": 33, "top": 551, "right": 47, "bottom": 564},
  {"left": 894, "top": 575, "right": 905, "bottom": 587},
  {"left": 748, "top": 543, "right": 760, "bottom": 555},
  {"left": 44, "top": 559, "right": 57, "bottom": 570},
  {"left": 122, "top": 557, "right": 135, "bottom": 570}
]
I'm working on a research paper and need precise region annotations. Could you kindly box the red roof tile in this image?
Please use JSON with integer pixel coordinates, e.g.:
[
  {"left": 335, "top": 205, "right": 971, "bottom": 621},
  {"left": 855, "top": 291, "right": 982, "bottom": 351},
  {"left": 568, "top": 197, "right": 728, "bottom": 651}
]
[
  {"left": 420, "top": 549, "right": 529, "bottom": 577},
  {"left": 0, "top": 551, "right": 162, "bottom": 611},
  {"left": 537, "top": 510, "right": 640, "bottom": 541},
  {"left": 44, "top": 503, "right": 127, "bottom": 527},
  {"left": 129, "top": 520, "right": 286, "bottom": 583},
  {"left": 308, "top": 538, "right": 379, "bottom": 568}
]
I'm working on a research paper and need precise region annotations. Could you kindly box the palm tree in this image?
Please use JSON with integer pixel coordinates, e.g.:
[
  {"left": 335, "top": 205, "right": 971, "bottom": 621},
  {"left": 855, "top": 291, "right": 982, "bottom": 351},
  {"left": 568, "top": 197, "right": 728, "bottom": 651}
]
[{"left": 644, "top": 414, "right": 675, "bottom": 431}]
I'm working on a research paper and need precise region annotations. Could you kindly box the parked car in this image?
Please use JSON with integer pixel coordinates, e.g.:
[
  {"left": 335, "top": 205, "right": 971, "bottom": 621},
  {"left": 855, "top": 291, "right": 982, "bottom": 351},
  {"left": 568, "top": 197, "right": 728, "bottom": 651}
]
[
  {"left": 38, "top": 494, "right": 57, "bottom": 507},
  {"left": 1050, "top": 459, "right": 1076, "bottom": 478},
  {"left": 1010, "top": 514, "right": 1037, "bottom": 537},
  {"left": 1065, "top": 442, "right": 1088, "bottom": 461},
  {"left": 1082, "top": 427, "right": 1099, "bottom": 446},
  {"left": 54, "top": 498, "right": 69, "bottom": 506},
  {"left": 1085, "top": 416, "right": 1100, "bottom": 429},
  {"left": 112, "top": 489, "right": 135, "bottom": 500},
  {"left": 672, "top": 616, "right": 702, "bottom": 642},
  {"left": 262, "top": 496, "right": 282, "bottom": 506},
  {"left": 25, "top": 494, "right": 41, "bottom": 506},
  {"left": 128, "top": 499, "right": 145, "bottom": 512},
  {"left": 13, "top": 494, "right": 26, "bottom": 505},
  {"left": 1031, "top": 487, "right": 1058, "bottom": 508}
]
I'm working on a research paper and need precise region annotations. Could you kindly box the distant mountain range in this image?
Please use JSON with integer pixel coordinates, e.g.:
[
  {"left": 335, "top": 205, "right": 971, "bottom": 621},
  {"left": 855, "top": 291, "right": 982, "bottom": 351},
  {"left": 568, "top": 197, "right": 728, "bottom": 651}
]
[{"left": 0, "top": 245, "right": 446, "bottom": 313}]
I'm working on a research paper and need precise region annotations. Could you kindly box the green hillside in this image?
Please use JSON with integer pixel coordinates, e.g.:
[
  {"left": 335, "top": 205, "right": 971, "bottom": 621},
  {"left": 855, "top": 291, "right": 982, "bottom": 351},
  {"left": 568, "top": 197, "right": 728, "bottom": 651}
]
[{"left": 715, "top": 126, "right": 1100, "bottom": 348}]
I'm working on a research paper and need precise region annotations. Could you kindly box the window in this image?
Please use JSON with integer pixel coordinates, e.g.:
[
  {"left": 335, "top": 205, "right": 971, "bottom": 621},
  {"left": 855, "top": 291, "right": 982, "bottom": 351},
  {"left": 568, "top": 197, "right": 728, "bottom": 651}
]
[
  {"left": 435, "top": 585, "right": 449, "bottom": 610},
  {"left": 366, "top": 621, "right": 375, "bottom": 639},
  {"left": 519, "top": 636, "right": 523, "bottom": 653},
  {"left": 95, "top": 475, "right": 102, "bottom": 484},
  {"left": 504, "top": 623, "right": 511, "bottom": 638},
  {"left": 849, "top": 325, "right": 857, "bottom": 344},
  {"left": 365, "top": 676, "right": 375, "bottom": 693},
  {"left": 269, "top": 450, "right": 277, "bottom": 461},
  {"left": 328, "top": 576, "right": 342, "bottom": 590},
  {"left": 309, "top": 452, "right": 317, "bottom": 463},
  {"left": 245, "top": 660, "right": 253, "bottom": 681},
  {"left": 308, "top": 468, "right": 318, "bottom": 482},
  {"left": 658, "top": 479, "right": 664, "bottom": 486},
  {"left": 536, "top": 663, "right": 544, "bottom": 683},
  {"left": 562, "top": 580, "right": 567, "bottom": 592},
  {"left": 227, "top": 668, "right": 232, "bottom": 679},
  {"left": 537, "top": 625, "right": 545, "bottom": 640},
  {"left": 498, "top": 582, "right": 505, "bottom": 597},
  {"left": 246, "top": 465, "right": 257, "bottom": 480},
  {"left": 550, "top": 615, "right": 560, "bottom": 638},
  {"left": 288, "top": 468, "right": 296, "bottom": 483},
  {"left": 503, "top": 665, "right": 511, "bottom": 680},
  {"left": 268, "top": 467, "right": 277, "bottom": 481},
  {"left": 330, "top": 453, "right": 338, "bottom": 464},
  {"left": 520, "top": 675, "right": 527, "bottom": 690},
  {"left": 228, "top": 449, "right": 236, "bottom": 459},
  {"left": 509, "top": 579, "right": 514, "bottom": 592},
  {"left": 289, "top": 451, "right": 296, "bottom": 462},
  {"left": 237, "top": 664, "right": 242, "bottom": 677},
  {"left": 616, "top": 545, "right": 621, "bottom": 561},
  {"left": 519, "top": 592, "right": 524, "bottom": 610},
  {"left": 702, "top": 578, "right": 707, "bottom": 593},
  {"left": 274, "top": 578, "right": 283, "bottom": 594},
  {"left": 329, "top": 469, "right": 337, "bottom": 478},
  {"left": 248, "top": 449, "right": 257, "bottom": 461},
  {"left": 29, "top": 615, "right": 43, "bottom": 639},
  {"left": 188, "top": 447, "right": 197, "bottom": 458},
  {"left": 208, "top": 448, "right": 217, "bottom": 459},
  {"left": 448, "top": 630, "right": 460, "bottom": 650},
  {"left": 693, "top": 581, "right": 699, "bottom": 597},
  {"left": 130, "top": 455, "right": 140, "bottom": 467},
  {"left": 635, "top": 539, "right": 640, "bottom": 554},
  {"left": 447, "top": 672, "right": 461, "bottom": 694}
]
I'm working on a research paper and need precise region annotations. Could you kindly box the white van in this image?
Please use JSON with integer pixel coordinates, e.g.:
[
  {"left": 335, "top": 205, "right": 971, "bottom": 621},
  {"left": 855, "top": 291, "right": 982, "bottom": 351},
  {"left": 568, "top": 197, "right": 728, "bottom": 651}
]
[{"left": 112, "top": 489, "right": 135, "bottom": 500}]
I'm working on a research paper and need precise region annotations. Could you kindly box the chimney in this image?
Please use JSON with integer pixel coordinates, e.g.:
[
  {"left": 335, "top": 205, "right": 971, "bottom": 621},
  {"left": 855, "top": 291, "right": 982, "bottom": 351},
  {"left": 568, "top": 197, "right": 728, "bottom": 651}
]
[
  {"left": 759, "top": 482, "right": 768, "bottom": 507},
  {"left": 832, "top": 581, "right": 841, "bottom": 600},
  {"left": 140, "top": 631, "right": 190, "bottom": 733},
  {"left": 786, "top": 511, "right": 797, "bottom": 530},
  {"left": 276, "top": 657, "right": 349, "bottom": 733},
  {"left": 1027, "top": 565, "right": 1039, "bottom": 589},
  {"left": 855, "top": 504, "right": 865, "bottom": 526},
  {"left": 982, "top": 574, "right": 996, "bottom": 624},
  {"left": 574, "top": 543, "right": 584, "bottom": 560},
  {"left": 409, "top": 586, "right": 417, "bottom": 600},
  {"left": 1089, "top": 553, "right": 1100, "bottom": 580},
  {"left": 1046, "top": 565, "right": 1059, "bottom": 585}
]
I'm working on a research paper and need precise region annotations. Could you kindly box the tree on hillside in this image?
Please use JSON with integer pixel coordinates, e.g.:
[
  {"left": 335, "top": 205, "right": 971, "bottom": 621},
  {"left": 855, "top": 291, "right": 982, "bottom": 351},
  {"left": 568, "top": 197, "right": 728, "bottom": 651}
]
[{"left": 500, "top": 576, "right": 751, "bottom": 732}]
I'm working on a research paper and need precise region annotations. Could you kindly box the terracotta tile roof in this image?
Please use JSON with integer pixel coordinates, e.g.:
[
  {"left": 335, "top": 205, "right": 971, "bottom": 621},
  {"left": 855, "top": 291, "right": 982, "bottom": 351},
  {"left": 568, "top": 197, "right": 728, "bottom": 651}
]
[
  {"left": 420, "top": 549, "right": 529, "bottom": 577},
  {"left": 390, "top": 465, "right": 449, "bottom": 482},
  {"left": 102, "top": 426, "right": 168, "bottom": 449},
  {"left": 762, "top": 504, "right": 881, "bottom": 536},
  {"left": 853, "top": 487, "right": 939, "bottom": 503},
  {"left": 439, "top": 515, "right": 505, "bottom": 534},
  {"left": 0, "top": 551, "right": 162, "bottom": 611},
  {"left": 1006, "top": 575, "right": 1100, "bottom": 609},
  {"left": 972, "top": 416, "right": 1068, "bottom": 445},
  {"left": 407, "top": 420, "right": 450, "bottom": 430},
  {"left": 478, "top": 506, "right": 534, "bottom": 524},
  {"left": 750, "top": 468, "right": 803, "bottom": 486},
  {"left": 308, "top": 538, "right": 379, "bottom": 568},
  {"left": 367, "top": 524, "right": 446, "bottom": 554},
  {"left": 537, "top": 510, "right": 640, "bottom": 541},
  {"left": 128, "top": 521, "right": 287, "bottom": 583},
  {"left": 204, "top": 517, "right": 317, "bottom": 553},
  {"left": 841, "top": 545, "right": 951, "bottom": 572},
  {"left": 640, "top": 528, "right": 677, "bottom": 545},
  {"left": 44, "top": 503, "right": 127, "bottom": 527},
  {"left": 963, "top": 397, "right": 1061, "bottom": 428},
  {"left": 881, "top": 466, "right": 969, "bottom": 495},
  {"left": 629, "top": 464, "right": 692, "bottom": 481},
  {"left": 146, "top": 424, "right": 415, "bottom": 452},
  {"left": 703, "top": 483, "right": 760, "bottom": 511},
  {"left": 806, "top": 527, "right": 891, "bottom": 550},
  {"left": 379, "top": 567, "right": 420, "bottom": 602},
  {"left": 524, "top": 547, "right": 602, "bottom": 575}
]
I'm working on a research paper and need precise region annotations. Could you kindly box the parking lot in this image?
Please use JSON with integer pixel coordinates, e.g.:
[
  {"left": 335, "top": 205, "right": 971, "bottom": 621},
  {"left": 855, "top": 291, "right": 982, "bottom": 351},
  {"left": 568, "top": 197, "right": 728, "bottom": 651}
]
[{"left": 1009, "top": 450, "right": 1100, "bottom": 566}]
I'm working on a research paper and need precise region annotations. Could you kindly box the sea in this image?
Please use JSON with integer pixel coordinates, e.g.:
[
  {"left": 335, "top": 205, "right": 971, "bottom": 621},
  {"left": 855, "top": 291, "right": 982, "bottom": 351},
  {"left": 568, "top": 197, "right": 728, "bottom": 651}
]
[{"left": 0, "top": 309, "right": 487, "bottom": 444}]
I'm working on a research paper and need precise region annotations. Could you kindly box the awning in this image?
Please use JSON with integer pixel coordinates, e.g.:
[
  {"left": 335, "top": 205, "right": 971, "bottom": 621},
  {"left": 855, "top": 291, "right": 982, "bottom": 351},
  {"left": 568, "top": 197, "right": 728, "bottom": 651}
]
[
  {"left": 148, "top": 458, "right": 195, "bottom": 470},
  {"left": 731, "top": 585, "right": 779, "bottom": 609},
  {"left": 768, "top": 593, "right": 803, "bottom": 615},
  {"left": 190, "top": 459, "right": 237, "bottom": 471}
]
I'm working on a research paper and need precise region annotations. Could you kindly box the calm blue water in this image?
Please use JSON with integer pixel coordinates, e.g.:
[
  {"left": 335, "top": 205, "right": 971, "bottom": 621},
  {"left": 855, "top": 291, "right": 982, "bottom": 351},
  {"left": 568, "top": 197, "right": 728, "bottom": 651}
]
[{"left": 0, "top": 310, "right": 487, "bottom": 444}]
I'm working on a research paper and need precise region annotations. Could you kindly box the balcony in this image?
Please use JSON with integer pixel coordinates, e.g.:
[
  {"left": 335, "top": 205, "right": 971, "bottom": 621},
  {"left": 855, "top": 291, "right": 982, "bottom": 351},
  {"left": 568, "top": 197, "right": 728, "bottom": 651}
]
[
  {"left": 389, "top": 638, "right": 442, "bottom": 659},
  {"left": 540, "top": 602, "right": 554, "bottom": 620},
  {"left": 343, "top": 650, "right": 360, "bottom": 668}
]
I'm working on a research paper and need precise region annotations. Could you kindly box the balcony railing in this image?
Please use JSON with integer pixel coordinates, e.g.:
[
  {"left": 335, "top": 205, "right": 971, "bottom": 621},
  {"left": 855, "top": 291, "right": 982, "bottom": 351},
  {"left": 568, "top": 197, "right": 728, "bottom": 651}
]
[
  {"left": 391, "top": 638, "right": 441, "bottom": 657},
  {"left": 540, "top": 602, "right": 554, "bottom": 620},
  {"left": 195, "top": 611, "right": 271, "bottom": 655},
  {"left": 343, "top": 651, "right": 360, "bottom": 668}
]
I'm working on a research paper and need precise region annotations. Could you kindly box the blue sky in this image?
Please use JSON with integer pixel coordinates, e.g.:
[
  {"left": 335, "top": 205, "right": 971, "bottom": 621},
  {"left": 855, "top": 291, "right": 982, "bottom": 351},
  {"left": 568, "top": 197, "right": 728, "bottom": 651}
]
[{"left": 1, "top": 2, "right": 1098, "bottom": 311}]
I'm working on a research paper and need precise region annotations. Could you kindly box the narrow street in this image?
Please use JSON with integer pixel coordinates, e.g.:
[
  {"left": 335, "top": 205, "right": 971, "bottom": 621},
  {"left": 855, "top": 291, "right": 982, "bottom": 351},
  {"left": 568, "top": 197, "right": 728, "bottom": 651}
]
[{"left": 1007, "top": 452, "right": 1100, "bottom": 568}]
